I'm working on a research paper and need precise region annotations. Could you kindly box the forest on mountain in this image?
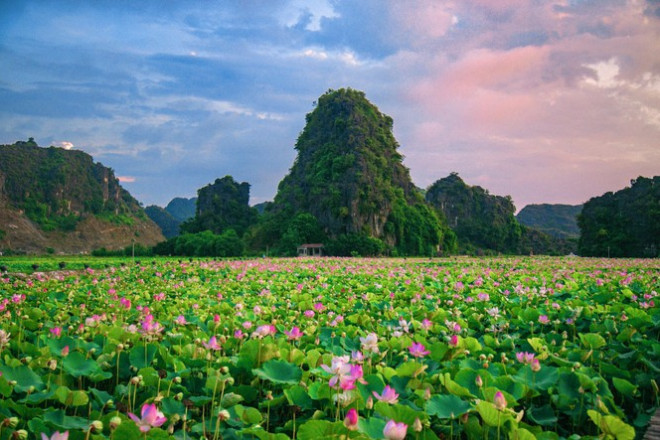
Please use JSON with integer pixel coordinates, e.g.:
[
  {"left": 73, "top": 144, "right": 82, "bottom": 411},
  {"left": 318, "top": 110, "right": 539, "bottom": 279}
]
[
  {"left": 425, "top": 173, "right": 575, "bottom": 255},
  {"left": 516, "top": 204, "right": 582, "bottom": 239},
  {"left": 578, "top": 176, "right": 660, "bottom": 257}
]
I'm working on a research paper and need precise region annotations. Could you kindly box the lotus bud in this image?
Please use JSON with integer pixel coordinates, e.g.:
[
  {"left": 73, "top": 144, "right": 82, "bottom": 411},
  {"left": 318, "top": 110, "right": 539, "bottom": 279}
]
[
  {"left": 531, "top": 359, "right": 541, "bottom": 372},
  {"left": 48, "top": 359, "right": 58, "bottom": 370},
  {"left": 265, "top": 391, "right": 273, "bottom": 401},
  {"left": 90, "top": 420, "right": 103, "bottom": 432},
  {"left": 217, "top": 409, "right": 230, "bottom": 421},
  {"left": 423, "top": 388, "right": 432, "bottom": 400},
  {"left": 220, "top": 366, "right": 229, "bottom": 374},
  {"left": 175, "top": 392, "right": 184, "bottom": 400},
  {"left": 460, "top": 413, "right": 469, "bottom": 424},
  {"left": 366, "top": 396, "right": 374, "bottom": 409},
  {"left": 493, "top": 391, "right": 507, "bottom": 410},
  {"left": 130, "top": 376, "right": 141, "bottom": 385},
  {"left": 174, "top": 376, "right": 182, "bottom": 384},
  {"left": 413, "top": 418, "right": 423, "bottom": 432},
  {"left": 13, "top": 430, "right": 28, "bottom": 440},
  {"left": 578, "top": 386, "right": 585, "bottom": 394},
  {"left": 475, "top": 375, "right": 483, "bottom": 388},
  {"left": 8, "top": 380, "right": 16, "bottom": 386},
  {"left": 226, "top": 377, "right": 234, "bottom": 386},
  {"left": 110, "top": 416, "right": 122, "bottom": 430}
]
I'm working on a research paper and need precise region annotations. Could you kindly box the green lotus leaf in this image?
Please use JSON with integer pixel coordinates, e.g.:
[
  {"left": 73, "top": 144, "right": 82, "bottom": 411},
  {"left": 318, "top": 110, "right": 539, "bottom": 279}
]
[
  {"left": 129, "top": 343, "right": 158, "bottom": 368},
  {"left": 161, "top": 397, "right": 185, "bottom": 416},
  {"left": 284, "top": 385, "right": 313, "bottom": 410},
  {"left": 357, "top": 416, "right": 386, "bottom": 439},
  {"left": 425, "top": 394, "right": 471, "bottom": 419},
  {"left": 297, "top": 420, "right": 347, "bottom": 440},
  {"left": 612, "top": 377, "right": 638, "bottom": 397},
  {"left": 43, "top": 409, "right": 92, "bottom": 430},
  {"left": 0, "top": 364, "right": 45, "bottom": 393},
  {"left": 62, "top": 351, "right": 111, "bottom": 381},
  {"left": 252, "top": 359, "right": 301, "bottom": 385},
  {"left": 527, "top": 404, "right": 558, "bottom": 426}
]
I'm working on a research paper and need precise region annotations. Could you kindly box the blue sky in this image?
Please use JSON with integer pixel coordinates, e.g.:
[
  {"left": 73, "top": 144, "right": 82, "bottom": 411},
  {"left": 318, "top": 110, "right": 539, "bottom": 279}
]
[{"left": 1, "top": 0, "right": 659, "bottom": 210}]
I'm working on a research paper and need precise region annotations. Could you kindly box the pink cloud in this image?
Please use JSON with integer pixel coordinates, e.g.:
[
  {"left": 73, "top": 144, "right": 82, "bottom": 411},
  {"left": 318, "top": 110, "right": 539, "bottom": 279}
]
[{"left": 117, "top": 176, "right": 136, "bottom": 183}]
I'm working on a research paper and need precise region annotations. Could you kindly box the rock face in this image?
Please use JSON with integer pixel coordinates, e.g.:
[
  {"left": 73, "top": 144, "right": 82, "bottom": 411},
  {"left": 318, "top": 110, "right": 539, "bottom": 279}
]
[
  {"left": 272, "top": 88, "right": 443, "bottom": 254},
  {"left": 0, "top": 140, "right": 164, "bottom": 254}
]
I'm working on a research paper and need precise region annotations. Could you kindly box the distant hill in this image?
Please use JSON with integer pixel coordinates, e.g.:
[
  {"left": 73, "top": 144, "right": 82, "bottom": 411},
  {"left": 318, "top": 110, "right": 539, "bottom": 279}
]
[
  {"left": 145, "top": 205, "right": 180, "bottom": 239},
  {"left": 165, "top": 197, "right": 196, "bottom": 222},
  {"left": 0, "top": 139, "right": 164, "bottom": 254},
  {"left": 578, "top": 176, "right": 659, "bottom": 257},
  {"left": 516, "top": 204, "right": 582, "bottom": 239},
  {"left": 181, "top": 176, "right": 258, "bottom": 236}
]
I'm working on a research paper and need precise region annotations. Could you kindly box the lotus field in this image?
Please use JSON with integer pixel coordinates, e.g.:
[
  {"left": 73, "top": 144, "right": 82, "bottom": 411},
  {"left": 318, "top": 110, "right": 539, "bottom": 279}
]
[{"left": 0, "top": 257, "right": 658, "bottom": 440}]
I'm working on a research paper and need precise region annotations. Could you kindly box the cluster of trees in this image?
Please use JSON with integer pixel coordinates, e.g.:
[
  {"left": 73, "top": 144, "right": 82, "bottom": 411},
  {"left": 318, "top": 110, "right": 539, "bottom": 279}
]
[
  {"left": 578, "top": 176, "right": 659, "bottom": 257},
  {"left": 516, "top": 204, "right": 582, "bottom": 239}
]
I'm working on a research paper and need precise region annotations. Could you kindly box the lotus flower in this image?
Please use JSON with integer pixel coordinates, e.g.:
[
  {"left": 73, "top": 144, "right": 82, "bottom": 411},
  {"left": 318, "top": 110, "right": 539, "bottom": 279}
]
[
  {"left": 408, "top": 342, "right": 430, "bottom": 358},
  {"left": 344, "top": 408, "right": 358, "bottom": 431},
  {"left": 128, "top": 403, "right": 167, "bottom": 432},
  {"left": 360, "top": 332, "right": 379, "bottom": 353},
  {"left": 383, "top": 420, "right": 407, "bottom": 440},
  {"left": 203, "top": 335, "right": 221, "bottom": 351},
  {"left": 373, "top": 385, "right": 399, "bottom": 404},
  {"left": 284, "top": 326, "right": 303, "bottom": 340}
]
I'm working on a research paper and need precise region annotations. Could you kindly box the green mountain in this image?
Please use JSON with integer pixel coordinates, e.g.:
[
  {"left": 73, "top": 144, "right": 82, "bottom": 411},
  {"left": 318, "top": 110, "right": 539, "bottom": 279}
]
[
  {"left": 181, "top": 176, "right": 258, "bottom": 236},
  {"left": 578, "top": 176, "right": 660, "bottom": 257},
  {"left": 516, "top": 204, "right": 582, "bottom": 239},
  {"left": 145, "top": 205, "right": 180, "bottom": 239},
  {"left": 426, "top": 173, "right": 522, "bottom": 254},
  {"left": 165, "top": 197, "right": 196, "bottom": 222},
  {"left": 258, "top": 88, "right": 454, "bottom": 256},
  {"left": 426, "top": 173, "right": 575, "bottom": 255},
  {"left": 0, "top": 139, "right": 164, "bottom": 254}
]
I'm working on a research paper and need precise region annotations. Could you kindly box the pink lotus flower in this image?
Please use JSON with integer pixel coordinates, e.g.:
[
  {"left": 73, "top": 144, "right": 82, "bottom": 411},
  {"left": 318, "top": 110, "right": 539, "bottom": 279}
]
[
  {"left": 129, "top": 403, "right": 167, "bottom": 432},
  {"left": 383, "top": 420, "right": 407, "bottom": 440},
  {"left": 50, "top": 327, "right": 62, "bottom": 337},
  {"left": 538, "top": 315, "right": 549, "bottom": 324},
  {"left": 251, "top": 324, "right": 276, "bottom": 338},
  {"left": 515, "top": 352, "right": 535, "bottom": 364},
  {"left": 373, "top": 385, "right": 399, "bottom": 404},
  {"left": 41, "top": 432, "right": 68, "bottom": 440},
  {"left": 61, "top": 345, "right": 69, "bottom": 357},
  {"left": 203, "top": 336, "right": 221, "bottom": 351},
  {"left": 284, "top": 326, "right": 303, "bottom": 341},
  {"left": 344, "top": 408, "right": 358, "bottom": 431},
  {"left": 174, "top": 315, "right": 187, "bottom": 325},
  {"left": 449, "top": 334, "right": 459, "bottom": 347},
  {"left": 120, "top": 298, "right": 131, "bottom": 309},
  {"left": 408, "top": 342, "right": 430, "bottom": 358}
]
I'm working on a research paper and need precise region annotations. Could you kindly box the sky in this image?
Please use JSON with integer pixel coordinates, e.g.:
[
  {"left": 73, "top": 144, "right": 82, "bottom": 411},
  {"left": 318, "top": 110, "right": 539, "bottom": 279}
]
[{"left": 1, "top": 0, "right": 659, "bottom": 211}]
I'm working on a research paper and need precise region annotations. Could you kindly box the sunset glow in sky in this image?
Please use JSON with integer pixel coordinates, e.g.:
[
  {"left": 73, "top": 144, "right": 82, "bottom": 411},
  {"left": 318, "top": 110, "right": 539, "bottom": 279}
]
[{"left": 1, "top": 1, "right": 659, "bottom": 209}]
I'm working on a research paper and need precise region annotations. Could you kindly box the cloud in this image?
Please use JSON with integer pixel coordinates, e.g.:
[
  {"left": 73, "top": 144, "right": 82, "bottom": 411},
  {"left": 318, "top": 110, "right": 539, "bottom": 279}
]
[
  {"left": 117, "top": 176, "right": 136, "bottom": 183},
  {"left": 57, "top": 141, "right": 74, "bottom": 150}
]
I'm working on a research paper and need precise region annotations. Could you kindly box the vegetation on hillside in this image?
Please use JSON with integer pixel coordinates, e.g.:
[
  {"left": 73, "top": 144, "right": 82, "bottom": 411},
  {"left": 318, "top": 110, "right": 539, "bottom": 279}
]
[
  {"left": 144, "top": 205, "right": 181, "bottom": 238},
  {"left": 517, "top": 203, "right": 582, "bottom": 238},
  {"left": 252, "top": 88, "right": 454, "bottom": 256},
  {"left": 578, "top": 176, "right": 660, "bottom": 257},
  {"left": 181, "top": 176, "right": 258, "bottom": 237},
  {"left": 165, "top": 197, "right": 196, "bottom": 222},
  {"left": 426, "top": 173, "right": 575, "bottom": 255},
  {"left": 0, "top": 139, "right": 146, "bottom": 231}
]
